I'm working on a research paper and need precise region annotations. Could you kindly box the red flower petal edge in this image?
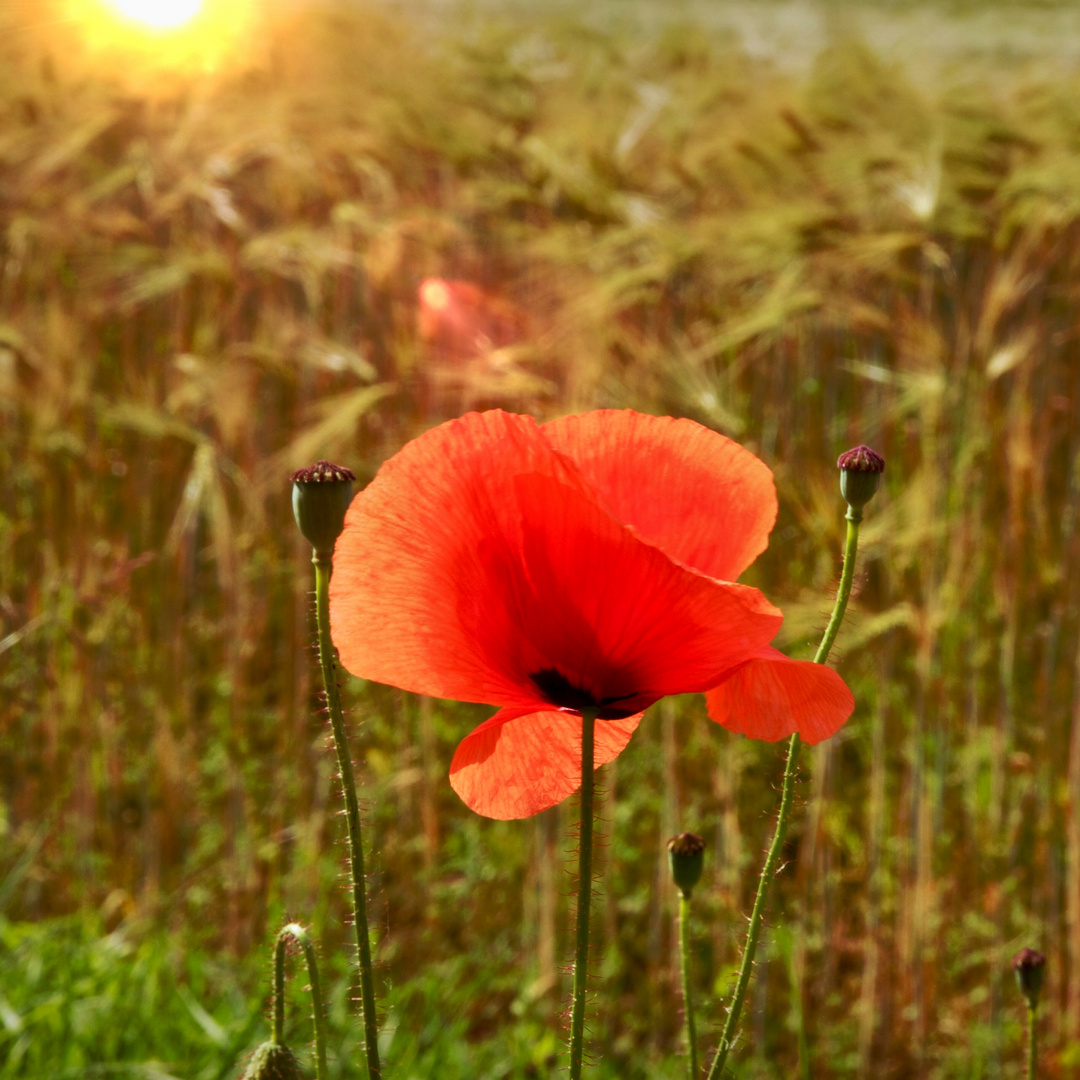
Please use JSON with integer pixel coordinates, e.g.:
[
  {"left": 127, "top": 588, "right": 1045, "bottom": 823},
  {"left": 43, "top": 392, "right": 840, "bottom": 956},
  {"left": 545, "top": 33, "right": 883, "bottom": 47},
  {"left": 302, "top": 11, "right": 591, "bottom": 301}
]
[
  {"left": 705, "top": 647, "right": 854, "bottom": 745},
  {"left": 449, "top": 705, "right": 645, "bottom": 819},
  {"left": 542, "top": 410, "right": 777, "bottom": 582}
]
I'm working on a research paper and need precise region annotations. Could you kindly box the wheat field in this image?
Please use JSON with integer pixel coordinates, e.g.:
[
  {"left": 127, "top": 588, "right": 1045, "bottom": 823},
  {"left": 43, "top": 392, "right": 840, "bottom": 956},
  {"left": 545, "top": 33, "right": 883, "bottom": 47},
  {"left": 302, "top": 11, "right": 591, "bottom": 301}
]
[{"left": 2, "top": 1, "right": 1080, "bottom": 1076}]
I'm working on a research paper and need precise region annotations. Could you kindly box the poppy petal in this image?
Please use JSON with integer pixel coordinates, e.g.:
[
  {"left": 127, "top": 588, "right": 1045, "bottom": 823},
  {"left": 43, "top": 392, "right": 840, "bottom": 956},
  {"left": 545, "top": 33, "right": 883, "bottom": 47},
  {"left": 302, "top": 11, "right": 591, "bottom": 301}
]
[
  {"left": 449, "top": 705, "right": 645, "bottom": 819},
  {"left": 331, "top": 410, "right": 782, "bottom": 709},
  {"left": 705, "top": 647, "right": 854, "bottom": 744},
  {"left": 506, "top": 468, "right": 782, "bottom": 704},
  {"left": 330, "top": 410, "right": 557, "bottom": 706},
  {"left": 542, "top": 410, "right": 777, "bottom": 581}
]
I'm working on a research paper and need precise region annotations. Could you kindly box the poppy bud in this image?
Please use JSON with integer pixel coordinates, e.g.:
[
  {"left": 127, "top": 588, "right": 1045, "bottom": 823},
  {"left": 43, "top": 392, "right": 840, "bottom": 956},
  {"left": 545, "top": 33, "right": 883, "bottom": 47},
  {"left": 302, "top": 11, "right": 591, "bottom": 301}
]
[
  {"left": 667, "top": 832, "right": 706, "bottom": 899},
  {"left": 837, "top": 445, "right": 885, "bottom": 517},
  {"left": 240, "top": 1040, "right": 304, "bottom": 1080},
  {"left": 291, "top": 461, "right": 356, "bottom": 557},
  {"left": 1012, "top": 948, "right": 1046, "bottom": 1009}
]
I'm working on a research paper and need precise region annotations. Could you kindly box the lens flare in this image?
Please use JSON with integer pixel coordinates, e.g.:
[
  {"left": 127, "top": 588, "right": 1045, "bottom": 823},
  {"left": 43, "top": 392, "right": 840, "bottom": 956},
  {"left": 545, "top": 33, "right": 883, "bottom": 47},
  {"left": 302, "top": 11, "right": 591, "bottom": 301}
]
[{"left": 108, "top": 0, "right": 202, "bottom": 30}]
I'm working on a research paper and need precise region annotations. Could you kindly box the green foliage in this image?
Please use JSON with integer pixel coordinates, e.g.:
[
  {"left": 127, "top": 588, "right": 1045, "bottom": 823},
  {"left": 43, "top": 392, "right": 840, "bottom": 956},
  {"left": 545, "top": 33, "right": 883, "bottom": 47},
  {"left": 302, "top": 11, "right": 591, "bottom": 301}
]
[
  {"left": 0, "top": 913, "right": 689, "bottom": 1078},
  {"left": 0, "top": 914, "right": 257, "bottom": 1079}
]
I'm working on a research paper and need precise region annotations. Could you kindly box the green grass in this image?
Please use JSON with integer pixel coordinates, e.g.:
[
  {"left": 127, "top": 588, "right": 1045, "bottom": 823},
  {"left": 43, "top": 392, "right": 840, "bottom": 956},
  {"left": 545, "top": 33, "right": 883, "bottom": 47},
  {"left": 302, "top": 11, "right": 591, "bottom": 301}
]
[
  {"left": 0, "top": 912, "right": 689, "bottom": 1078},
  {"left": 0, "top": 914, "right": 258, "bottom": 1080}
]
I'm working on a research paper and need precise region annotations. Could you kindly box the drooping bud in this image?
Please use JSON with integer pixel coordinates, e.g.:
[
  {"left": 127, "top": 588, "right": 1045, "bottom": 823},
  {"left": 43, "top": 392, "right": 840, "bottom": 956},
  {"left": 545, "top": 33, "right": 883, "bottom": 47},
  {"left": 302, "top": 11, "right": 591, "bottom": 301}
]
[
  {"left": 240, "top": 1040, "right": 305, "bottom": 1080},
  {"left": 667, "top": 832, "right": 706, "bottom": 899},
  {"left": 1012, "top": 948, "right": 1046, "bottom": 1010},
  {"left": 837, "top": 444, "right": 885, "bottom": 519},
  {"left": 290, "top": 461, "right": 355, "bottom": 558}
]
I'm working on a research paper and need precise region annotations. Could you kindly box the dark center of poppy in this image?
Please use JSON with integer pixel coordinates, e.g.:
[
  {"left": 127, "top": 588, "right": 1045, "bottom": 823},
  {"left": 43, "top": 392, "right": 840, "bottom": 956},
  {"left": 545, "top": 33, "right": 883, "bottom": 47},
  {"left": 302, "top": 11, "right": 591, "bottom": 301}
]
[
  {"left": 530, "top": 668, "right": 597, "bottom": 710},
  {"left": 529, "top": 668, "right": 637, "bottom": 714}
]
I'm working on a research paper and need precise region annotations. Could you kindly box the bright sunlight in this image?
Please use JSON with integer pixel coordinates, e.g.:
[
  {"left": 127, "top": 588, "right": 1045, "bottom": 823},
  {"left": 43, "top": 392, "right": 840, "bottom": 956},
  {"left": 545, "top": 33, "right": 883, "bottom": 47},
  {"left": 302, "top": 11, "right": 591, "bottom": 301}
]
[
  {"left": 63, "top": 0, "right": 257, "bottom": 81},
  {"left": 108, "top": 0, "right": 202, "bottom": 30}
]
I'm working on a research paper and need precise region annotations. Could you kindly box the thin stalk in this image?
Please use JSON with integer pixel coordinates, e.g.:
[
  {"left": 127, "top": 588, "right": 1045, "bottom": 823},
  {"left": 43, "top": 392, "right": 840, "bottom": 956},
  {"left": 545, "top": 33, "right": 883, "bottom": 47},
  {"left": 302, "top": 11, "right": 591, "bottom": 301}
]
[
  {"left": 274, "top": 923, "right": 329, "bottom": 1080},
  {"left": 569, "top": 709, "right": 598, "bottom": 1080},
  {"left": 1027, "top": 1005, "right": 1037, "bottom": 1080},
  {"left": 679, "top": 893, "right": 699, "bottom": 1079},
  {"left": 707, "top": 514, "right": 862, "bottom": 1079},
  {"left": 313, "top": 555, "right": 381, "bottom": 1080}
]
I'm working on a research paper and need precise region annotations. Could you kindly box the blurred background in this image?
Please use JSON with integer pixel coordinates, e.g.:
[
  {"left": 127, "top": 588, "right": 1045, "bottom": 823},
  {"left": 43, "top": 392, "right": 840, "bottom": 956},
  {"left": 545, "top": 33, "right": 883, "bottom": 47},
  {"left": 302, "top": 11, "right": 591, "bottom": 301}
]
[{"left": 3, "top": 0, "right": 1080, "bottom": 1076}]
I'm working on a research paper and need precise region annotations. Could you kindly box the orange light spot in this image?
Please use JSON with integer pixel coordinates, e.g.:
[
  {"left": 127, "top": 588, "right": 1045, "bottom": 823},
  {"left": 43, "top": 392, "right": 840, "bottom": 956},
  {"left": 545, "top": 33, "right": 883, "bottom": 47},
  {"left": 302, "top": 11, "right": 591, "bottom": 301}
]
[{"left": 419, "top": 279, "right": 452, "bottom": 312}]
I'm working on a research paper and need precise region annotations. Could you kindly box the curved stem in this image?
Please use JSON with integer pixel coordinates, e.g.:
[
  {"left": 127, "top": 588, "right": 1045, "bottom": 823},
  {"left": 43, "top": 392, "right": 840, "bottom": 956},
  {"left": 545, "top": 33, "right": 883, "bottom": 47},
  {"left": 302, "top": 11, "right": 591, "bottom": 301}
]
[
  {"left": 706, "top": 732, "right": 802, "bottom": 1079},
  {"left": 1027, "top": 1004, "right": 1037, "bottom": 1080},
  {"left": 679, "top": 893, "right": 699, "bottom": 1079},
  {"left": 274, "top": 923, "right": 329, "bottom": 1080},
  {"left": 273, "top": 933, "right": 287, "bottom": 1046},
  {"left": 707, "top": 515, "right": 862, "bottom": 1079},
  {"left": 813, "top": 511, "right": 864, "bottom": 667},
  {"left": 313, "top": 555, "right": 381, "bottom": 1080},
  {"left": 569, "top": 709, "right": 597, "bottom": 1080}
]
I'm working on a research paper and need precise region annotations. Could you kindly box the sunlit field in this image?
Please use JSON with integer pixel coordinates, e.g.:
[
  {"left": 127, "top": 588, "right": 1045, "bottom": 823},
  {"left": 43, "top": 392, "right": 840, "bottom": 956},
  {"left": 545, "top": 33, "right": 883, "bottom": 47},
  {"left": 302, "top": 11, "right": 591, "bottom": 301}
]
[{"left": 3, "top": 1, "right": 1080, "bottom": 1077}]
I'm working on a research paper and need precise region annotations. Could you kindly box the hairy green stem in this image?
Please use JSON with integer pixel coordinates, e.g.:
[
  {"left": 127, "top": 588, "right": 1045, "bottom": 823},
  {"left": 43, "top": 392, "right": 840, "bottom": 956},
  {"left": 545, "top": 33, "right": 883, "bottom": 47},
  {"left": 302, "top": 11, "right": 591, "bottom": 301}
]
[
  {"left": 706, "top": 732, "right": 802, "bottom": 1079},
  {"left": 813, "top": 509, "right": 865, "bottom": 668},
  {"left": 707, "top": 515, "right": 862, "bottom": 1078},
  {"left": 313, "top": 556, "right": 381, "bottom": 1080},
  {"left": 1027, "top": 1005, "right": 1037, "bottom": 1080},
  {"left": 679, "top": 893, "right": 699, "bottom": 1079},
  {"left": 274, "top": 923, "right": 328, "bottom": 1080},
  {"left": 569, "top": 709, "right": 597, "bottom": 1080}
]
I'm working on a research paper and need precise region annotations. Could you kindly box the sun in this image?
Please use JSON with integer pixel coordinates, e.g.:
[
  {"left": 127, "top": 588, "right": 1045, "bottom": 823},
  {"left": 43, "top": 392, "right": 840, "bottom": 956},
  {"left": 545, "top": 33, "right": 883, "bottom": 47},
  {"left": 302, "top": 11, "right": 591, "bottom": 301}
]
[
  {"left": 107, "top": 0, "right": 203, "bottom": 30},
  {"left": 63, "top": 0, "right": 258, "bottom": 82}
]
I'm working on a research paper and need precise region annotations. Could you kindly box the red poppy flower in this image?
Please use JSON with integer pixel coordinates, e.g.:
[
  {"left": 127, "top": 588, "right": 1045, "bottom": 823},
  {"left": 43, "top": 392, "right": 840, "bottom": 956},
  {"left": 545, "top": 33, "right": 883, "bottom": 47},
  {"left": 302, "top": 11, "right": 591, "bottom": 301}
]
[{"left": 330, "top": 409, "right": 853, "bottom": 819}]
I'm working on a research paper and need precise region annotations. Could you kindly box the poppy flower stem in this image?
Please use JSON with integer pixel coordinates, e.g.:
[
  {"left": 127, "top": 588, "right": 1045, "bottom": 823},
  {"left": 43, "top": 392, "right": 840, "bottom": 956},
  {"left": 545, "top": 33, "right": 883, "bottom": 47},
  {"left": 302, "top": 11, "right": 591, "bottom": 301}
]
[
  {"left": 706, "top": 515, "right": 862, "bottom": 1079},
  {"left": 313, "top": 556, "right": 381, "bottom": 1080},
  {"left": 1027, "top": 1004, "right": 1038, "bottom": 1080},
  {"left": 1013, "top": 948, "right": 1044, "bottom": 1080},
  {"left": 274, "top": 923, "right": 329, "bottom": 1080},
  {"left": 678, "top": 893, "right": 699, "bottom": 1078},
  {"left": 569, "top": 708, "right": 598, "bottom": 1080}
]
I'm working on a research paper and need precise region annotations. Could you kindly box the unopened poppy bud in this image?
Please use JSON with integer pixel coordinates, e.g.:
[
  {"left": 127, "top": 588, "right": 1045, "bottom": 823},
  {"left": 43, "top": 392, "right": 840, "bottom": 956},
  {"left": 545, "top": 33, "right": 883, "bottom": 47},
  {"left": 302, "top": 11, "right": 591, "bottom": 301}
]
[
  {"left": 291, "top": 461, "right": 355, "bottom": 557},
  {"left": 667, "top": 832, "right": 706, "bottom": 898},
  {"left": 240, "top": 1040, "right": 304, "bottom": 1080},
  {"left": 1013, "top": 948, "right": 1046, "bottom": 1009},
  {"left": 837, "top": 444, "right": 885, "bottom": 518}
]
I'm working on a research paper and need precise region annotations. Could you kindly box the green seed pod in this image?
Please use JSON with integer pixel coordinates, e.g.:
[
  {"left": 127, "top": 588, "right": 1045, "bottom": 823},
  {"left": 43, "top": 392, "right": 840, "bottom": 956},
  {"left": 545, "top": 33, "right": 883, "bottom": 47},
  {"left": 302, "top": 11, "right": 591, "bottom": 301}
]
[
  {"left": 837, "top": 444, "right": 885, "bottom": 517},
  {"left": 1012, "top": 948, "right": 1046, "bottom": 1009},
  {"left": 667, "top": 832, "right": 705, "bottom": 899},
  {"left": 240, "top": 1040, "right": 305, "bottom": 1080},
  {"left": 291, "top": 461, "right": 356, "bottom": 558}
]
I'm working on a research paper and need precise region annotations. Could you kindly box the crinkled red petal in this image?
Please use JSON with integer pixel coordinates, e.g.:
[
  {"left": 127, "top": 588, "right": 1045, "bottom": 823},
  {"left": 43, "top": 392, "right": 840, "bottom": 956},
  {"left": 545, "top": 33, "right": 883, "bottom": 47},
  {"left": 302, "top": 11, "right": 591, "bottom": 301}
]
[
  {"left": 449, "top": 705, "right": 644, "bottom": 819},
  {"left": 330, "top": 410, "right": 782, "bottom": 710},
  {"left": 705, "top": 647, "right": 854, "bottom": 744},
  {"left": 542, "top": 410, "right": 777, "bottom": 582}
]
